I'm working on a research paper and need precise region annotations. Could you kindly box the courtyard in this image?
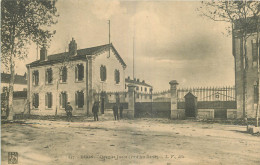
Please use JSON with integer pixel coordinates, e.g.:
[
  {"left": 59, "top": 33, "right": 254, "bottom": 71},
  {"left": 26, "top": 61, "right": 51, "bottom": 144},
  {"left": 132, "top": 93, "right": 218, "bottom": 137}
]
[{"left": 1, "top": 117, "right": 260, "bottom": 165}]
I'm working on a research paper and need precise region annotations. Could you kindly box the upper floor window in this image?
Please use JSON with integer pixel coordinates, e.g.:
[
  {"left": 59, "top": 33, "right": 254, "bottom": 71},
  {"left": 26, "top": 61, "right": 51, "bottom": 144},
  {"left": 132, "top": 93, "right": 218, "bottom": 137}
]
[
  {"left": 32, "top": 93, "right": 39, "bottom": 109},
  {"left": 45, "top": 92, "right": 53, "bottom": 109},
  {"left": 75, "top": 64, "right": 84, "bottom": 81},
  {"left": 61, "top": 66, "right": 67, "bottom": 83},
  {"left": 114, "top": 69, "right": 120, "bottom": 84},
  {"left": 32, "top": 70, "right": 39, "bottom": 86},
  {"left": 46, "top": 68, "right": 53, "bottom": 84},
  {"left": 136, "top": 86, "right": 139, "bottom": 90},
  {"left": 100, "top": 65, "right": 107, "bottom": 81},
  {"left": 75, "top": 90, "right": 84, "bottom": 108},
  {"left": 2, "top": 86, "right": 8, "bottom": 93},
  {"left": 60, "top": 91, "right": 67, "bottom": 108},
  {"left": 145, "top": 87, "right": 147, "bottom": 92},
  {"left": 141, "top": 87, "right": 143, "bottom": 91}
]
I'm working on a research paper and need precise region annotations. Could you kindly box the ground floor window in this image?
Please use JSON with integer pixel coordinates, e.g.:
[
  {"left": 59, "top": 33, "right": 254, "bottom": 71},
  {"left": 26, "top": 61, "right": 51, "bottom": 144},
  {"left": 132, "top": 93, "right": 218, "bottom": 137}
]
[
  {"left": 33, "top": 93, "right": 39, "bottom": 109},
  {"left": 45, "top": 92, "right": 53, "bottom": 109},
  {"left": 75, "top": 91, "right": 84, "bottom": 108},
  {"left": 60, "top": 92, "right": 67, "bottom": 108}
]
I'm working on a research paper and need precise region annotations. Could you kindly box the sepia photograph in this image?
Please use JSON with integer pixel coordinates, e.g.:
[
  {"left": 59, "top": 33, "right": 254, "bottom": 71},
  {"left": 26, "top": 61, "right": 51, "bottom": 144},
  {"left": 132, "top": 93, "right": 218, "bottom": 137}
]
[{"left": 1, "top": 0, "right": 260, "bottom": 164}]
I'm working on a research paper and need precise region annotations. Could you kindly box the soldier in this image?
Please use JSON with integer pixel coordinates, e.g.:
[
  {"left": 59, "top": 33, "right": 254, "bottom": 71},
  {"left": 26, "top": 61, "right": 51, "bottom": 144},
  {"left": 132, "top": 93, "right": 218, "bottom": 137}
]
[
  {"left": 113, "top": 103, "right": 119, "bottom": 120},
  {"left": 65, "top": 102, "right": 73, "bottom": 122},
  {"left": 92, "top": 102, "right": 99, "bottom": 121}
]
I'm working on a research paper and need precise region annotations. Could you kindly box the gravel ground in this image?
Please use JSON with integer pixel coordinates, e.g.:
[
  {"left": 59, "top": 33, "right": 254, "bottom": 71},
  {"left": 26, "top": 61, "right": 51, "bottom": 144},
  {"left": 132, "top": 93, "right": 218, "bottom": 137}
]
[{"left": 1, "top": 117, "right": 260, "bottom": 165}]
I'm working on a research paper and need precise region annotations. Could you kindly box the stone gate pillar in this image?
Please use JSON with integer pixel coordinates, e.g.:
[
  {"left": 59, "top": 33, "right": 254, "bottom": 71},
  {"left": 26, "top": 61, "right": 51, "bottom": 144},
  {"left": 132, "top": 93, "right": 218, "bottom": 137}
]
[
  {"left": 126, "top": 84, "right": 136, "bottom": 118},
  {"left": 169, "top": 80, "right": 179, "bottom": 119}
]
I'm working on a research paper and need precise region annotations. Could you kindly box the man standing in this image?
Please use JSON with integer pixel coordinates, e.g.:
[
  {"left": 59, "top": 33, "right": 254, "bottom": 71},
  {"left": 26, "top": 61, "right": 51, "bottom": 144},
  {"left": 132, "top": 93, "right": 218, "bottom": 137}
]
[
  {"left": 92, "top": 102, "right": 99, "bottom": 121},
  {"left": 119, "top": 104, "right": 124, "bottom": 119},
  {"left": 65, "top": 102, "right": 73, "bottom": 122},
  {"left": 113, "top": 103, "right": 119, "bottom": 120}
]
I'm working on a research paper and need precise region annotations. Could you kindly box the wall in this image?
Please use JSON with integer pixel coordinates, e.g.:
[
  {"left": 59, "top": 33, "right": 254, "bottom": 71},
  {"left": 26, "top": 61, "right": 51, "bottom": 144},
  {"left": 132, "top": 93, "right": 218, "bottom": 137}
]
[
  {"left": 234, "top": 33, "right": 258, "bottom": 118},
  {"left": 2, "top": 83, "right": 27, "bottom": 91},
  {"left": 135, "top": 102, "right": 170, "bottom": 118},
  {"left": 92, "top": 49, "right": 125, "bottom": 95},
  {"left": 28, "top": 60, "right": 88, "bottom": 116},
  {"left": 197, "top": 109, "right": 214, "bottom": 119}
]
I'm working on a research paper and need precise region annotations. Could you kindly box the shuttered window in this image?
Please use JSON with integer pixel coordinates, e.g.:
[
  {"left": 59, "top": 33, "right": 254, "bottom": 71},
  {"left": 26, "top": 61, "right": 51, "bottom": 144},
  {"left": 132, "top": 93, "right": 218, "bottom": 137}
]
[
  {"left": 33, "top": 93, "right": 39, "bottom": 109},
  {"left": 45, "top": 92, "right": 53, "bottom": 108},
  {"left": 60, "top": 92, "right": 67, "bottom": 108},
  {"left": 75, "top": 64, "right": 84, "bottom": 81},
  {"left": 32, "top": 70, "right": 39, "bottom": 86},
  {"left": 254, "top": 84, "right": 259, "bottom": 104},
  {"left": 46, "top": 68, "right": 53, "bottom": 84},
  {"left": 100, "top": 65, "right": 107, "bottom": 81},
  {"left": 114, "top": 69, "right": 120, "bottom": 84},
  {"left": 61, "top": 67, "right": 67, "bottom": 83},
  {"left": 75, "top": 91, "right": 84, "bottom": 108}
]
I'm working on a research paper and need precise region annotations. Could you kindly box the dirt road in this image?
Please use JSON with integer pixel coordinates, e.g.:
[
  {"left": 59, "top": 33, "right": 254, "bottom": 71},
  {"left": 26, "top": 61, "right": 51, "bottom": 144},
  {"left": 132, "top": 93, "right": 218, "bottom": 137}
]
[{"left": 1, "top": 118, "right": 260, "bottom": 165}]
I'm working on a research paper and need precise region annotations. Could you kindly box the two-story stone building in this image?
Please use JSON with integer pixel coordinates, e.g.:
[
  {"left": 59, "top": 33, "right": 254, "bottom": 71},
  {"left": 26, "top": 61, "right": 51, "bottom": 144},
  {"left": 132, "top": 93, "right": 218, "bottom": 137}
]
[
  {"left": 26, "top": 38, "right": 126, "bottom": 116},
  {"left": 233, "top": 19, "right": 259, "bottom": 118}
]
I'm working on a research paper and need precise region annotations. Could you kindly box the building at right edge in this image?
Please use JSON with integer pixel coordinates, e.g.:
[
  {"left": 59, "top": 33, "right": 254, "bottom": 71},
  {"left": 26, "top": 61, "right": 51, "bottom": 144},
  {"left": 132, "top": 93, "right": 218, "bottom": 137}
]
[{"left": 233, "top": 20, "right": 259, "bottom": 119}]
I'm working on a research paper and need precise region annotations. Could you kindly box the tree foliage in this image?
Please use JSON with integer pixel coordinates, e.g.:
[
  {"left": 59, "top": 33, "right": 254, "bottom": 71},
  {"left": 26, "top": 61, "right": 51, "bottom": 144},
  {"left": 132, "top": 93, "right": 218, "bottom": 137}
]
[
  {"left": 1, "top": 0, "right": 59, "bottom": 69},
  {"left": 1, "top": 0, "right": 59, "bottom": 120}
]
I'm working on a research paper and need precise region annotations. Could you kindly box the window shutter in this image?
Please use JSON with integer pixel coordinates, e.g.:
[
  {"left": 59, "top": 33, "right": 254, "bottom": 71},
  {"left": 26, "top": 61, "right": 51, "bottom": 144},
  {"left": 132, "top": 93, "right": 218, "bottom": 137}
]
[
  {"left": 36, "top": 94, "right": 39, "bottom": 108},
  {"left": 50, "top": 93, "right": 53, "bottom": 108},
  {"left": 65, "top": 92, "right": 68, "bottom": 107},
  {"left": 82, "top": 65, "right": 84, "bottom": 79},
  {"left": 75, "top": 66, "right": 78, "bottom": 81},
  {"left": 45, "top": 93, "right": 48, "bottom": 107},
  {"left": 75, "top": 92, "right": 78, "bottom": 106},
  {"left": 50, "top": 69, "right": 53, "bottom": 83},
  {"left": 82, "top": 92, "right": 84, "bottom": 106},
  {"left": 36, "top": 71, "right": 39, "bottom": 85},
  {"left": 59, "top": 93, "right": 61, "bottom": 107},
  {"left": 32, "top": 72, "right": 35, "bottom": 85},
  {"left": 45, "top": 70, "right": 47, "bottom": 83},
  {"left": 32, "top": 94, "right": 35, "bottom": 107}
]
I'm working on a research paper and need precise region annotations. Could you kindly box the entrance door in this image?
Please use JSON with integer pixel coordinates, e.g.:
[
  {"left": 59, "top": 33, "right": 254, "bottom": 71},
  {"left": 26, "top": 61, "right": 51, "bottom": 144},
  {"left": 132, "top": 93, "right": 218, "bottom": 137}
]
[{"left": 184, "top": 92, "right": 197, "bottom": 117}]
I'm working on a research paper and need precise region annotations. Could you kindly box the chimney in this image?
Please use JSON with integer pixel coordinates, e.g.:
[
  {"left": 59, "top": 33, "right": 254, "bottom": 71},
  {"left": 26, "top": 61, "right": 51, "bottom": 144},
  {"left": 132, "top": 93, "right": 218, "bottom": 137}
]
[
  {"left": 40, "top": 46, "right": 47, "bottom": 61},
  {"left": 137, "top": 79, "right": 140, "bottom": 82},
  {"left": 142, "top": 80, "right": 145, "bottom": 83},
  {"left": 69, "top": 38, "right": 77, "bottom": 56}
]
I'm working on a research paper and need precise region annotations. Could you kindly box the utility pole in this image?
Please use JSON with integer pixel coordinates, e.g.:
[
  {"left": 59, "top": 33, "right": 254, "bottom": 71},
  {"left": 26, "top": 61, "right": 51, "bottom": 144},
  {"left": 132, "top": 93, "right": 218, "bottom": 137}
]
[
  {"left": 108, "top": 20, "right": 111, "bottom": 58},
  {"left": 133, "top": 35, "right": 135, "bottom": 80}
]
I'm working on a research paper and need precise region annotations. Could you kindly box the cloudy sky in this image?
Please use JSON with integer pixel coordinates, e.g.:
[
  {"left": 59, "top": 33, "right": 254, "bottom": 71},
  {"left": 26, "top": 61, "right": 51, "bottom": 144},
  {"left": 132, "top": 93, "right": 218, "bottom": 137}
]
[{"left": 13, "top": 0, "right": 234, "bottom": 91}]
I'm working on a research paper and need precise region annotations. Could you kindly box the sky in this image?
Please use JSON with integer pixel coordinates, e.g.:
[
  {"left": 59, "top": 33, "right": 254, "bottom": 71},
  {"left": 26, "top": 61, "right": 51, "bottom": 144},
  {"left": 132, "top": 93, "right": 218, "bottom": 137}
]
[{"left": 9, "top": 0, "right": 234, "bottom": 92}]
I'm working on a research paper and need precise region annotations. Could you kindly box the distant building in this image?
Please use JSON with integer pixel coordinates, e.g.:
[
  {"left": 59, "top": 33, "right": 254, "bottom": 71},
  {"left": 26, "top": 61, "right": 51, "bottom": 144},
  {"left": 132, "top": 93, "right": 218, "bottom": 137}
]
[
  {"left": 26, "top": 38, "right": 126, "bottom": 116},
  {"left": 233, "top": 19, "right": 259, "bottom": 118},
  {"left": 125, "top": 76, "right": 153, "bottom": 102},
  {"left": 1, "top": 72, "right": 27, "bottom": 92}
]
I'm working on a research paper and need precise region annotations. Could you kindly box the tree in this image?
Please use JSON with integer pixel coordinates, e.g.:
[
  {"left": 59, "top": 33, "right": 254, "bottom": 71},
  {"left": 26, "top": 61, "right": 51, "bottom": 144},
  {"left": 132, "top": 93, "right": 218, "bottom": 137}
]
[
  {"left": 1, "top": 0, "right": 59, "bottom": 120},
  {"left": 198, "top": 1, "right": 260, "bottom": 125}
]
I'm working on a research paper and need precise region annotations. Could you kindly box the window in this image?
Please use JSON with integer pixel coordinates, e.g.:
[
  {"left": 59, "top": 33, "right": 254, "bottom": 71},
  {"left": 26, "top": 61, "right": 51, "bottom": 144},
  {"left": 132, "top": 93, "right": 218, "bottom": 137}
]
[
  {"left": 2, "top": 87, "right": 8, "bottom": 93},
  {"left": 100, "top": 65, "right": 107, "bottom": 81},
  {"left": 45, "top": 92, "right": 53, "bottom": 108},
  {"left": 75, "top": 91, "right": 84, "bottom": 108},
  {"left": 114, "top": 69, "right": 120, "bottom": 84},
  {"left": 125, "top": 84, "right": 127, "bottom": 89},
  {"left": 60, "top": 92, "right": 67, "bottom": 108},
  {"left": 145, "top": 87, "right": 147, "bottom": 92},
  {"left": 141, "top": 87, "right": 143, "bottom": 91},
  {"left": 61, "top": 66, "right": 67, "bottom": 83},
  {"left": 32, "top": 70, "right": 39, "bottom": 86},
  {"left": 75, "top": 64, "right": 84, "bottom": 81},
  {"left": 137, "top": 93, "right": 139, "bottom": 98},
  {"left": 136, "top": 86, "right": 139, "bottom": 90},
  {"left": 32, "top": 93, "right": 39, "bottom": 109},
  {"left": 45, "top": 68, "right": 53, "bottom": 84}
]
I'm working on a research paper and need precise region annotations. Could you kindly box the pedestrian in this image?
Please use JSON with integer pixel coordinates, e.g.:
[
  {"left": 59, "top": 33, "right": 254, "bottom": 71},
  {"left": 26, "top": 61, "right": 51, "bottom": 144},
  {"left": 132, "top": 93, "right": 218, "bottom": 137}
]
[
  {"left": 92, "top": 102, "right": 99, "bottom": 121},
  {"left": 119, "top": 104, "right": 124, "bottom": 119},
  {"left": 113, "top": 103, "right": 119, "bottom": 120},
  {"left": 65, "top": 102, "right": 73, "bottom": 122}
]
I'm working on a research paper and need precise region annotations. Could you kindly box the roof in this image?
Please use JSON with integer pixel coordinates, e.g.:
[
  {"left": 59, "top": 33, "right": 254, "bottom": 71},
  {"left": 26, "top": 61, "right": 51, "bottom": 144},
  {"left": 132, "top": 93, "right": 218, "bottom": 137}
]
[
  {"left": 125, "top": 78, "right": 152, "bottom": 87},
  {"left": 27, "top": 43, "right": 127, "bottom": 68},
  {"left": 1, "top": 73, "right": 27, "bottom": 84}
]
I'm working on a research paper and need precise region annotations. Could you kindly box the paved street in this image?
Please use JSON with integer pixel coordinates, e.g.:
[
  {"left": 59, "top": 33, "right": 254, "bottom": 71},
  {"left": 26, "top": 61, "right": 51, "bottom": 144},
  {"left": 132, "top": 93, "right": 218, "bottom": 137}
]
[{"left": 1, "top": 117, "right": 260, "bottom": 165}]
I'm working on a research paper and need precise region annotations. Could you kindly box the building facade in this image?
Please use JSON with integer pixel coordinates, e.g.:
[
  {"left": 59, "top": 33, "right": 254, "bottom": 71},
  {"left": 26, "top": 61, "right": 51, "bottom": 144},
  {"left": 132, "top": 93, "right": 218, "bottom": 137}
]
[
  {"left": 1, "top": 72, "right": 27, "bottom": 92},
  {"left": 233, "top": 21, "right": 259, "bottom": 118},
  {"left": 27, "top": 38, "right": 126, "bottom": 116},
  {"left": 125, "top": 77, "right": 153, "bottom": 102}
]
